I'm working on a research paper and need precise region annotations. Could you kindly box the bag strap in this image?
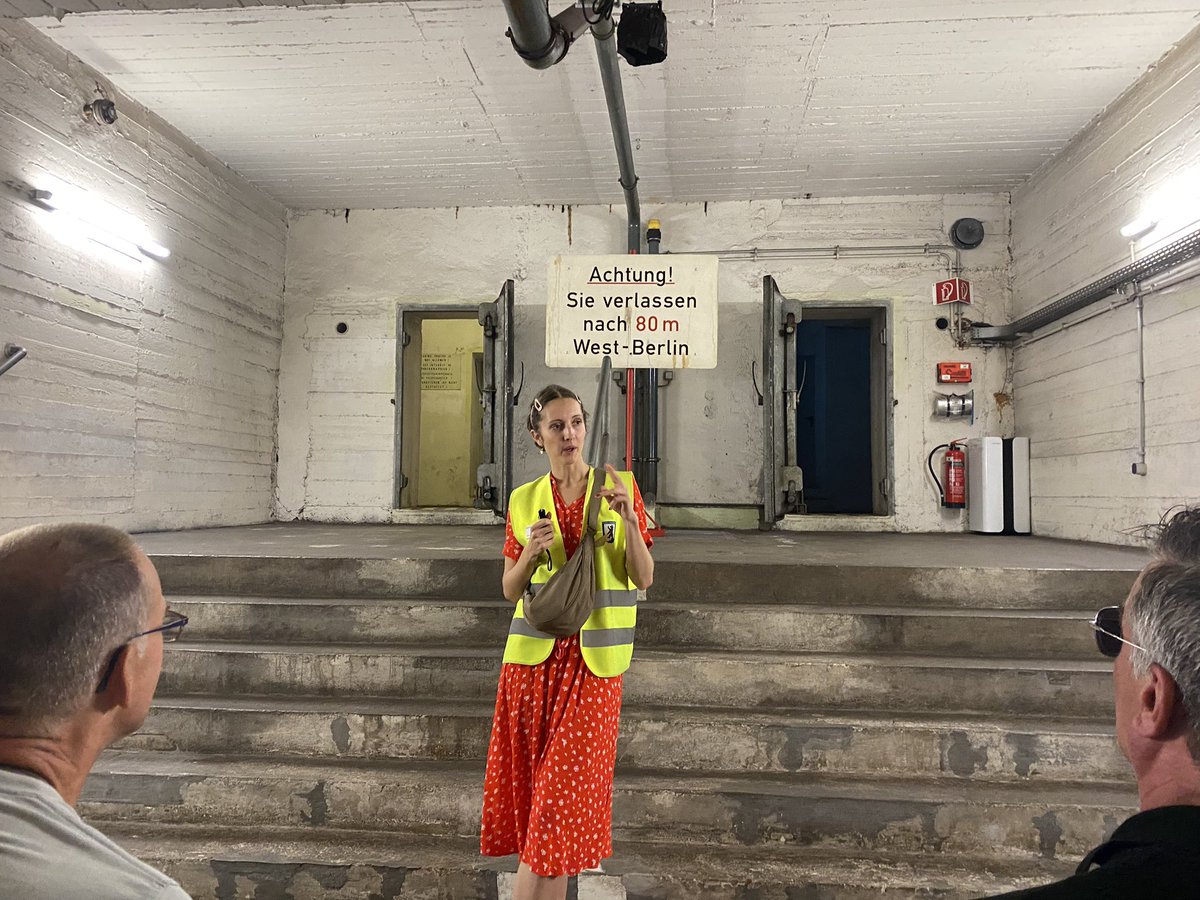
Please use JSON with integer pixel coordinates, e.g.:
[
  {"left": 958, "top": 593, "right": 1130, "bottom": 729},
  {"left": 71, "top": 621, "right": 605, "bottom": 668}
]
[
  {"left": 585, "top": 467, "right": 604, "bottom": 536},
  {"left": 540, "top": 469, "right": 603, "bottom": 571}
]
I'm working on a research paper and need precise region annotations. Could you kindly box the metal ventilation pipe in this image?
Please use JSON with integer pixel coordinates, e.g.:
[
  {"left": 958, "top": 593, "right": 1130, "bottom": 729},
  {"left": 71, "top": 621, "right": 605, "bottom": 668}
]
[
  {"left": 973, "top": 228, "right": 1200, "bottom": 341},
  {"left": 500, "top": 0, "right": 570, "bottom": 69},
  {"left": 498, "top": 0, "right": 642, "bottom": 253},
  {"left": 590, "top": 13, "right": 641, "bottom": 254}
]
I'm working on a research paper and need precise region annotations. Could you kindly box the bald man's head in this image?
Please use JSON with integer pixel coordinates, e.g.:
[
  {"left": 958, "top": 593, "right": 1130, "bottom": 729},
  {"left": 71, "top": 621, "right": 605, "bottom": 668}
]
[{"left": 0, "top": 523, "right": 149, "bottom": 731}]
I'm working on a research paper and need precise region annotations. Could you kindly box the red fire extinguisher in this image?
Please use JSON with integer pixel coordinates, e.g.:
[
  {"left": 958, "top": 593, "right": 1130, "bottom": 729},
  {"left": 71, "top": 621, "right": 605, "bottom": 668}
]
[{"left": 928, "top": 442, "right": 966, "bottom": 508}]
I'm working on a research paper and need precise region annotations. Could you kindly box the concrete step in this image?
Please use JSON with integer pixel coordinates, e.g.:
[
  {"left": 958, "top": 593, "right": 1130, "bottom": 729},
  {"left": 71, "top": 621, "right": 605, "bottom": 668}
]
[
  {"left": 159, "top": 643, "right": 1115, "bottom": 717},
  {"left": 169, "top": 595, "right": 1100, "bottom": 658},
  {"left": 122, "top": 694, "right": 1130, "bottom": 784},
  {"left": 82, "top": 752, "right": 1136, "bottom": 861},
  {"left": 105, "top": 823, "right": 1079, "bottom": 899},
  {"left": 151, "top": 553, "right": 1138, "bottom": 610}
]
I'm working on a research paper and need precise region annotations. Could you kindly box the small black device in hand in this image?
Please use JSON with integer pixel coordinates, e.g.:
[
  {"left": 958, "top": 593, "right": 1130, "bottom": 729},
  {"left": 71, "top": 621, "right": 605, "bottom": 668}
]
[{"left": 538, "top": 509, "right": 553, "bottom": 570}]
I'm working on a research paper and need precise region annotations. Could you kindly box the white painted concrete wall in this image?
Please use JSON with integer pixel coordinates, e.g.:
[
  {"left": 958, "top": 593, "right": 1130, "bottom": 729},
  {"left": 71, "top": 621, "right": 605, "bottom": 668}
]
[
  {"left": 278, "top": 194, "right": 1012, "bottom": 530},
  {"left": 1011, "top": 27, "right": 1200, "bottom": 544},
  {"left": 0, "top": 21, "right": 287, "bottom": 534}
]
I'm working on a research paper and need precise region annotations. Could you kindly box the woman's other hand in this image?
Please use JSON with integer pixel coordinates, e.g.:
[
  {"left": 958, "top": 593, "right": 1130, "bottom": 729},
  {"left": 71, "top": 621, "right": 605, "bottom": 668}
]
[
  {"left": 521, "top": 517, "right": 555, "bottom": 563},
  {"left": 597, "top": 464, "right": 638, "bottom": 526}
]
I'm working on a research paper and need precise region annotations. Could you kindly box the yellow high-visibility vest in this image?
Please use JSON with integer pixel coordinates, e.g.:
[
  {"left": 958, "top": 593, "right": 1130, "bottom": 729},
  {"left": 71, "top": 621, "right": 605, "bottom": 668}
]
[{"left": 504, "top": 467, "right": 639, "bottom": 677}]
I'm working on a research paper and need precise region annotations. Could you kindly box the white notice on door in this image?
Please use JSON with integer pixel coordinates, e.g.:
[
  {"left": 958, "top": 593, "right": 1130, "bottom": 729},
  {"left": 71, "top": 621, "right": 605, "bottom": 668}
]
[{"left": 546, "top": 255, "right": 718, "bottom": 368}]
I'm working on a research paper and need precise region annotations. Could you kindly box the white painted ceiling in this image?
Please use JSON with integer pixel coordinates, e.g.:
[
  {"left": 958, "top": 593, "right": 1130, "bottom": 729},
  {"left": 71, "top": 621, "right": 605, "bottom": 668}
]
[{"left": 26, "top": 1, "right": 1200, "bottom": 210}]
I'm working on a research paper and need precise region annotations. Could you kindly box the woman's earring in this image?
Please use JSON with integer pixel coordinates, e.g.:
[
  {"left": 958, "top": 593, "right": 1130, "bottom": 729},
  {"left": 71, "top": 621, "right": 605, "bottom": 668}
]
[{"left": 538, "top": 446, "right": 545, "bottom": 455}]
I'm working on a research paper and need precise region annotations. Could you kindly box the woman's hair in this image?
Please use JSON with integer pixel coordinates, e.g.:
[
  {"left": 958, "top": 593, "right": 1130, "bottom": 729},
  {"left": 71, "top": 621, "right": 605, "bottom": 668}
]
[{"left": 526, "top": 384, "right": 589, "bottom": 434}]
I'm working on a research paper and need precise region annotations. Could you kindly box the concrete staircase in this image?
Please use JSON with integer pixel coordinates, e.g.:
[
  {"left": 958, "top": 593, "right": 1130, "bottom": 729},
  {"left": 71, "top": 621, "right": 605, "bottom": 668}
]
[{"left": 85, "top": 540, "right": 1141, "bottom": 899}]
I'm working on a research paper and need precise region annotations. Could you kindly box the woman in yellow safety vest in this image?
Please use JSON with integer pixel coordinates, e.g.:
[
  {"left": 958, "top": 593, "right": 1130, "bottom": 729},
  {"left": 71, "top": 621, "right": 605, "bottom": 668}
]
[{"left": 480, "top": 383, "right": 654, "bottom": 900}]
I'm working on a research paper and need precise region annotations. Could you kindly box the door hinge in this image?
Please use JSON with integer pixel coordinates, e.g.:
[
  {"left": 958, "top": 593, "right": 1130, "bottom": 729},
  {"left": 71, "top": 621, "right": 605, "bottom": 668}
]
[
  {"left": 401, "top": 331, "right": 411, "bottom": 348},
  {"left": 879, "top": 328, "right": 887, "bottom": 346}
]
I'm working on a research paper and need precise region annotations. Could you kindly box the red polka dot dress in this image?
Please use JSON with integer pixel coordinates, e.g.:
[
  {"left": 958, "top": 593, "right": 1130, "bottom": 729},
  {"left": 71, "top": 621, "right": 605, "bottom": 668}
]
[{"left": 480, "top": 472, "right": 652, "bottom": 877}]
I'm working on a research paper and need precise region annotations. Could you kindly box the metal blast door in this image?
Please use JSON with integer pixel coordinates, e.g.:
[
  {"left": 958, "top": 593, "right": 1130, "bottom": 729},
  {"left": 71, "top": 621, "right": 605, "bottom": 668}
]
[
  {"left": 761, "top": 275, "right": 804, "bottom": 527},
  {"left": 475, "top": 280, "right": 516, "bottom": 516}
]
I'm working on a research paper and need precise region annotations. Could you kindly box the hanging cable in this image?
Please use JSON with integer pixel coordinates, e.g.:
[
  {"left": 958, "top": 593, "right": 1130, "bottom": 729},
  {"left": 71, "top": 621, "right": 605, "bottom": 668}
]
[
  {"left": 582, "top": 0, "right": 615, "bottom": 25},
  {"left": 927, "top": 444, "right": 949, "bottom": 499}
]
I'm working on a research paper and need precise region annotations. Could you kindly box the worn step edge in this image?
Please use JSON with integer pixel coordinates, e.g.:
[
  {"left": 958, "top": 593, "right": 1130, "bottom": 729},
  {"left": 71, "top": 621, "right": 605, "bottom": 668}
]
[
  {"left": 87, "top": 751, "right": 1137, "bottom": 803},
  {"left": 168, "top": 641, "right": 1112, "bottom": 671},
  {"left": 139, "top": 692, "right": 1116, "bottom": 731},
  {"left": 121, "top": 694, "right": 1131, "bottom": 784},
  {"left": 167, "top": 595, "right": 1100, "bottom": 619},
  {"left": 104, "top": 822, "right": 1076, "bottom": 896},
  {"left": 153, "top": 557, "right": 1137, "bottom": 609},
  {"left": 150, "top": 554, "right": 1141, "bottom": 577}
]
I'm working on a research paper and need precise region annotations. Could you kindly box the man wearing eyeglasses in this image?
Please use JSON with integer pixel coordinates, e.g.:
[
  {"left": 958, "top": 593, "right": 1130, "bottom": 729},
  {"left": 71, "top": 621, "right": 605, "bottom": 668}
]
[
  {"left": 988, "top": 507, "right": 1200, "bottom": 898},
  {"left": 0, "top": 523, "right": 190, "bottom": 899}
]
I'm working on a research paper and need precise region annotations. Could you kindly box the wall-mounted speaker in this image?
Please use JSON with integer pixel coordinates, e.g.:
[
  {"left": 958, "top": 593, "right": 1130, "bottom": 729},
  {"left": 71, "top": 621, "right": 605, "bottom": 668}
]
[{"left": 950, "top": 217, "right": 985, "bottom": 249}]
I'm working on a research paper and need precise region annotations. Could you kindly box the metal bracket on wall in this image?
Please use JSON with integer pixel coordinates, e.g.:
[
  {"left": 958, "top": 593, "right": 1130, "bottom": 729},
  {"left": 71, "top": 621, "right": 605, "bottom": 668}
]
[
  {"left": 612, "top": 369, "right": 627, "bottom": 395},
  {"left": 1, "top": 343, "right": 27, "bottom": 377},
  {"left": 474, "top": 468, "right": 498, "bottom": 508},
  {"left": 658, "top": 371, "right": 674, "bottom": 388}
]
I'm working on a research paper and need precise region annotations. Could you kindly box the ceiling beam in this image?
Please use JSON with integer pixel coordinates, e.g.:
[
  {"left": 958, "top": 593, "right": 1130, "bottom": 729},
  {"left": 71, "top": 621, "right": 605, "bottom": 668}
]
[{"left": 0, "top": 0, "right": 387, "bottom": 19}]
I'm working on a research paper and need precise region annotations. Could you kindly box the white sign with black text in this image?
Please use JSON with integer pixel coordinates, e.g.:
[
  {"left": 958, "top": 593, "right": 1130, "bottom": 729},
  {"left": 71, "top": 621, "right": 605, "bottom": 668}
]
[{"left": 545, "top": 255, "right": 719, "bottom": 369}]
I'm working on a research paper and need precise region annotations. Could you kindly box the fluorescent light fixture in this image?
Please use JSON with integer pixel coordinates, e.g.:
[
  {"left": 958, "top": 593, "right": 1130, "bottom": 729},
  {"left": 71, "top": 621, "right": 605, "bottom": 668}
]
[
  {"left": 137, "top": 240, "right": 171, "bottom": 260},
  {"left": 27, "top": 187, "right": 170, "bottom": 262},
  {"left": 1120, "top": 217, "right": 1158, "bottom": 240}
]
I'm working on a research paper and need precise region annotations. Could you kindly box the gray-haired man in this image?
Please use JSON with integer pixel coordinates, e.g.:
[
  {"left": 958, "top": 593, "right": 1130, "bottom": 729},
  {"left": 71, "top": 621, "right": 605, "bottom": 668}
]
[
  {"left": 0, "top": 523, "right": 190, "bottom": 899},
  {"left": 988, "top": 507, "right": 1200, "bottom": 898}
]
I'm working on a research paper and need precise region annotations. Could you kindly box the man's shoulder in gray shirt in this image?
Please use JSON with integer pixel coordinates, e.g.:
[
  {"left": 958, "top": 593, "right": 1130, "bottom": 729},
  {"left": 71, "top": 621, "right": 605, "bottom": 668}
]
[{"left": 0, "top": 766, "right": 190, "bottom": 900}]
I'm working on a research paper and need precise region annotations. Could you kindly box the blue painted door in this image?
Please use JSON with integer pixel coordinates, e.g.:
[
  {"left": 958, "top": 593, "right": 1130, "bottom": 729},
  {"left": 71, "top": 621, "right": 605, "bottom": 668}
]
[{"left": 796, "top": 319, "right": 874, "bottom": 514}]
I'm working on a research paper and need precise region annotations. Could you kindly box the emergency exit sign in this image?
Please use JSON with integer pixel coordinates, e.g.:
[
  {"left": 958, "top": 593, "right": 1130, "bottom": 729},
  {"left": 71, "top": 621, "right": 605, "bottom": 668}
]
[{"left": 546, "top": 255, "right": 719, "bottom": 369}]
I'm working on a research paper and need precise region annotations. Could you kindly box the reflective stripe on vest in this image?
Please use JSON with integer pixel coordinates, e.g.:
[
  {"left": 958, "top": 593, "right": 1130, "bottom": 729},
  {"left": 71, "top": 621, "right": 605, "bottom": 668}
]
[{"left": 503, "top": 468, "right": 639, "bottom": 677}]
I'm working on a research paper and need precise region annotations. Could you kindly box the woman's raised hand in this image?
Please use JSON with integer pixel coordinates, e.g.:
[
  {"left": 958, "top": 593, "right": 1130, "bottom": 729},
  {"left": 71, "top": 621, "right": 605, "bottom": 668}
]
[{"left": 597, "top": 464, "right": 637, "bottom": 525}]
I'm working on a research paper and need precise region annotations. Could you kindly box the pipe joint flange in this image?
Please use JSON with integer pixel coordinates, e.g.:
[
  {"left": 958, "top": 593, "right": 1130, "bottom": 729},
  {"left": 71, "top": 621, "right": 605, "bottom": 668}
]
[{"left": 506, "top": 24, "right": 570, "bottom": 69}]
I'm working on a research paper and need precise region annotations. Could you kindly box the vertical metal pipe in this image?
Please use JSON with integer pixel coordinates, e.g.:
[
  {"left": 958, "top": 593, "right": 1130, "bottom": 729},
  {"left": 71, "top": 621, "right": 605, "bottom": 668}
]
[
  {"left": 585, "top": 356, "right": 613, "bottom": 467},
  {"left": 633, "top": 367, "right": 648, "bottom": 486},
  {"left": 1133, "top": 286, "right": 1147, "bottom": 476},
  {"left": 645, "top": 222, "right": 661, "bottom": 502},
  {"left": 625, "top": 367, "right": 635, "bottom": 470},
  {"left": 590, "top": 15, "right": 641, "bottom": 254}
]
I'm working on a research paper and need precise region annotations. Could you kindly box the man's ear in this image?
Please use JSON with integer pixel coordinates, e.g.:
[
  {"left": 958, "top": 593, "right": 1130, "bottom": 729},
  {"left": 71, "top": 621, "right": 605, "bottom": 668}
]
[
  {"left": 93, "top": 646, "right": 134, "bottom": 714},
  {"left": 1136, "top": 663, "right": 1183, "bottom": 739}
]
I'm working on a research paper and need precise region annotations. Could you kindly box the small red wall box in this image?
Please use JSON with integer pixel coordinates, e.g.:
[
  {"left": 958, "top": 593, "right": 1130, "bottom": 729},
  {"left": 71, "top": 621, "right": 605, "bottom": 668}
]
[
  {"left": 933, "top": 278, "right": 972, "bottom": 305},
  {"left": 937, "top": 362, "right": 973, "bottom": 383}
]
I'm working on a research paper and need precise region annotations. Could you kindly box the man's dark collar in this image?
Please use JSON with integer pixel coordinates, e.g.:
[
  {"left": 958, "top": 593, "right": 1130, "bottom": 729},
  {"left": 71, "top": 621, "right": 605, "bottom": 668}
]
[{"left": 1108, "top": 805, "right": 1200, "bottom": 849}]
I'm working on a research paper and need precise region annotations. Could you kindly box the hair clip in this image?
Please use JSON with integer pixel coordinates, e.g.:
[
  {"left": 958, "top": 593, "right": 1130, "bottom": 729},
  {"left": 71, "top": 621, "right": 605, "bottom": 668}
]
[{"left": 532, "top": 397, "right": 543, "bottom": 412}]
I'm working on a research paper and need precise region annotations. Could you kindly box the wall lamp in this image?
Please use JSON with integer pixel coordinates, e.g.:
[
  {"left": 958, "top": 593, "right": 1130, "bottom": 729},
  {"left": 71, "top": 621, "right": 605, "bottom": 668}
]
[
  {"left": 28, "top": 188, "right": 170, "bottom": 261},
  {"left": 1120, "top": 217, "right": 1158, "bottom": 241}
]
